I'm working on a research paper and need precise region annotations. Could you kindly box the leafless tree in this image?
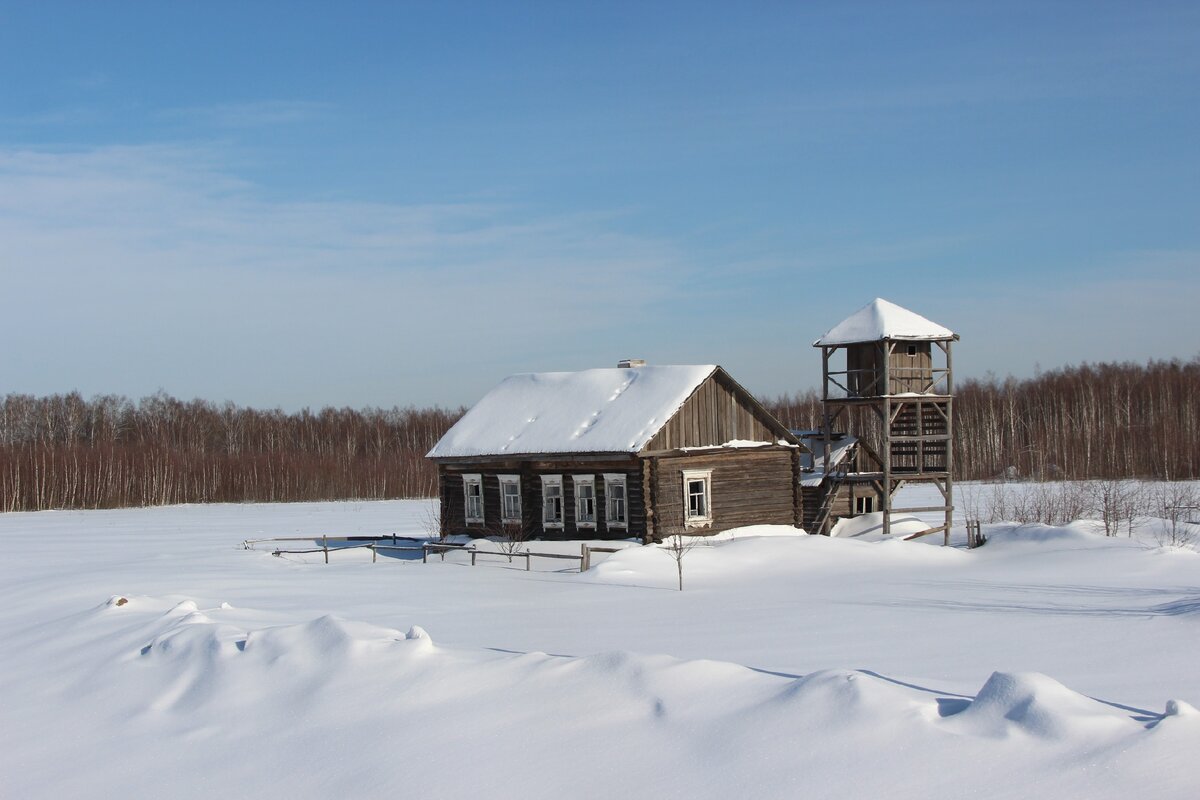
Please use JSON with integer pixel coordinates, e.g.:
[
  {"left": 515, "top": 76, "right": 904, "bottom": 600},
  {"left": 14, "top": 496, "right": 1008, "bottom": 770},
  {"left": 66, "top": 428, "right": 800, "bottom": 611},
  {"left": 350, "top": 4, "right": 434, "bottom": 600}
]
[
  {"left": 766, "top": 355, "right": 1200, "bottom": 482},
  {"left": 5, "top": 354, "right": 1199, "bottom": 513},
  {"left": 420, "top": 501, "right": 444, "bottom": 541},
  {"left": 1152, "top": 483, "right": 1200, "bottom": 548},
  {"left": 1119, "top": 481, "right": 1150, "bottom": 537},
  {"left": 490, "top": 520, "right": 529, "bottom": 562},
  {"left": 0, "top": 391, "right": 463, "bottom": 511},
  {"left": 661, "top": 527, "right": 701, "bottom": 591}
]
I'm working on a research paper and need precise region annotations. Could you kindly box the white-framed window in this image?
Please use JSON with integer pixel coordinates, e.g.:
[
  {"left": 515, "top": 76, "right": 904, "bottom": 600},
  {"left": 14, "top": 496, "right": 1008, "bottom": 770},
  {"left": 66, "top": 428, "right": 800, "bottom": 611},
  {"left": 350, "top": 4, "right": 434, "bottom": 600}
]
[
  {"left": 462, "top": 473, "right": 484, "bottom": 524},
  {"left": 541, "top": 475, "right": 564, "bottom": 528},
  {"left": 682, "top": 469, "right": 713, "bottom": 527},
  {"left": 573, "top": 475, "right": 596, "bottom": 528},
  {"left": 603, "top": 473, "right": 628, "bottom": 528},
  {"left": 499, "top": 475, "right": 521, "bottom": 524},
  {"left": 855, "top": 495, "right": 874, "bottom": 515}
]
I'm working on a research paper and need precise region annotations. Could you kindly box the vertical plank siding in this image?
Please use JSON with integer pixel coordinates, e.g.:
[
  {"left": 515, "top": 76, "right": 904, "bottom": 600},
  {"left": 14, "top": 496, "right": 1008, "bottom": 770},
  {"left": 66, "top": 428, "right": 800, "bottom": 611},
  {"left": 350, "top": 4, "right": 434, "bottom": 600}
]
[{"left": 643, "top": 371, "right": 788, "bottom": 452}]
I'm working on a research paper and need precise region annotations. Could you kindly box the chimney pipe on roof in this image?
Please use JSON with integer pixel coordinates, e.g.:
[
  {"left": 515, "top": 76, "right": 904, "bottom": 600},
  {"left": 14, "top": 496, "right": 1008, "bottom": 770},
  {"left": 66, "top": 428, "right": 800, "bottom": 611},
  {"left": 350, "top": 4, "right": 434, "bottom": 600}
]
[{"left": 617, "top": 359, "right": 646, "bottom": 368}]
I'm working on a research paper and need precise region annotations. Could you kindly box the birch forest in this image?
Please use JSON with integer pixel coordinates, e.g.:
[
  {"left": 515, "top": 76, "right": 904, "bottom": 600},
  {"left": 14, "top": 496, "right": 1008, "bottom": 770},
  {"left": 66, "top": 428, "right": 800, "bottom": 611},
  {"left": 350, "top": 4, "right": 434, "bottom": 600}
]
[
  {"left": 0, "top": 396, "right": 460, "bottom": 512},
  {"left": 767, "top": 356, "right": 1200, "bottom": 482},
  {"left": 2, "top": 357, "right": 1197, "bottom": 511}
]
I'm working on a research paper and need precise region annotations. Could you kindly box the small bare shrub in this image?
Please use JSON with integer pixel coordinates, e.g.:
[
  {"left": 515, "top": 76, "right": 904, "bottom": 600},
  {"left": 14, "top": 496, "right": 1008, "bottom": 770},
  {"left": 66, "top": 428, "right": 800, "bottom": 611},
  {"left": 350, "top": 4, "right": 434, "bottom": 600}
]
[
  {"left": 1119, "top": 481, "right": 1150, "bottom": 537},
  {"left": 959, "top": 484, "right": 984, "bottom": 525},
  {"left": 491, "top": 520, "right": 529, "bottom": 562},
  {"left": 981, "top": 481, "right": 1088, "bottom": 526},
  {"left": 1152, "top": 483, "right": 1200, "bottom": 548},
  {"left": 661, "top": 528, "right": 701, "bottom": 591},
  {"left": 1086, "top": 478, "right": 1147, "bottom": 537},
  {"left": 421, "top": 501, "right": 444, "bottom": 541}
]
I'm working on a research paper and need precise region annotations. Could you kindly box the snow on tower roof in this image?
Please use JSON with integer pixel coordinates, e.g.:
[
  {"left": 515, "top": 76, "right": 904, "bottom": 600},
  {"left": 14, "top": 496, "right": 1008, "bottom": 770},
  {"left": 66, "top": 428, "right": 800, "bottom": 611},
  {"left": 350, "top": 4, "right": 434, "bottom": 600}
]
[
  {"left": 813, "top": 298, "right": 956, "bottom": 346},
  {"left": 427, "top": 365, "right": 718, "bottom": 458}
]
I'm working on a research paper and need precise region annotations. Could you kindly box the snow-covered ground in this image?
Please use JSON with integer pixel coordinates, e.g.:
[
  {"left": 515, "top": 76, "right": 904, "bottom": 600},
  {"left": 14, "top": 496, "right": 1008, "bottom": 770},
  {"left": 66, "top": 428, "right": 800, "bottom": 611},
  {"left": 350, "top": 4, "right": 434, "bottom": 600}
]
[{"left": 1, "top": 484, "right": 1198, "bottom": 798}]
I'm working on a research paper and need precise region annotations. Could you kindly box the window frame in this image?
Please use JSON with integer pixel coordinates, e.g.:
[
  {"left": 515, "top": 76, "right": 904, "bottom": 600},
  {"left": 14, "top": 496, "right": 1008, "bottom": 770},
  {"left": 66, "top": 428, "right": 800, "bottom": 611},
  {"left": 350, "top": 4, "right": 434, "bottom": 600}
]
[
  {"left": 603, "top": 473, "right": 628, "bottom": 529},
  {"left": 540, "top": 475, "right": 564, "bottom": 529},
  {"left": 682, "top": 468, "right": 713, "bottom": 528},
  {"left": 462, "top": 473, "right": 484, "bottom": 524},
  {"left": 499, "top": 474, "right": 522, "bottom": 524},
  {"left": 573, "top": 474, "right": 597, "bottom": 529},
  {"left": 854, "top": 495, "right": 874, "bottom": 515}
]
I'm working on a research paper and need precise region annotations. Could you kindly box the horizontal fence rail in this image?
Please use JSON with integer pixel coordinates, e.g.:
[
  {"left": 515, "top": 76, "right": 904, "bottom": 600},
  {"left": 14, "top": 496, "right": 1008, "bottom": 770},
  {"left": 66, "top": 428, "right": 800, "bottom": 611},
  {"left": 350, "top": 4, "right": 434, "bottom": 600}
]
[{"left": 244, "top": 536, "right": 630, "bottom": 573}]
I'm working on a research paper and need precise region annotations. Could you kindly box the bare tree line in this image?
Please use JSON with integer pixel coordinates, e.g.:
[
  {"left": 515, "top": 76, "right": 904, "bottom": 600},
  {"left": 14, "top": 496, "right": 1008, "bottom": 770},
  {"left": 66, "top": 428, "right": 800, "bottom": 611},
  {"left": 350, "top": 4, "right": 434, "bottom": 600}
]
[
  {"left": 2, "top": 355, "right": 1197, "bottom": 512},
  {"left": 766, "top": 355, "right": 1200, "bottom": 482},
  {"left": 0, "top": 392, "right": 461, "bottom": 512}
]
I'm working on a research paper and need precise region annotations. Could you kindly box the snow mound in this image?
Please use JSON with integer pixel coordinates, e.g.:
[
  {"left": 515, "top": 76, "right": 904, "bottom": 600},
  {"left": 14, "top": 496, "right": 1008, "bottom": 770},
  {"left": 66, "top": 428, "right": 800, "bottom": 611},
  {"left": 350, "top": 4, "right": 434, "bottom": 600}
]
[
  {"left": 20, "top": 592, "right": 1200, "bottom": 799},
  {"left": 134, "top": 602, "right": 433, "bottom": 714},
  {"left": 588, "top": 531, "right": 960, "bottom": 588},
  {"left": 830, "top": 511, "right": 932, "bottom": 540},
  {"left": 704, "top": 524, "right": 809, "bottom": 541},
  {"left": 948, "top": 671, "right": 1136, "bottom": 739},
  {"left": 980, "top": 523, "right": 1108, "bottom": 548},
  {"left": 776, "top": 669, "right": 928, "bottom": 729},
  {"left": 141, "top": 607, "right": 430, "bottom": 667}
]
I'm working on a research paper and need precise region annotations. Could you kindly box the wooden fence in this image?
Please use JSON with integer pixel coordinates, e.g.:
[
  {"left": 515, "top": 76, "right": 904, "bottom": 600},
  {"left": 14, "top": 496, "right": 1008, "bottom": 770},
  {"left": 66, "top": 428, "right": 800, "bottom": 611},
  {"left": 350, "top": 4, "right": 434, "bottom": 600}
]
[
  {"left": 965, "top": 520, "right": 987, "bottom": 549},
  {"left": 243, "top": 536, "right": 628, "bottom": 573}
]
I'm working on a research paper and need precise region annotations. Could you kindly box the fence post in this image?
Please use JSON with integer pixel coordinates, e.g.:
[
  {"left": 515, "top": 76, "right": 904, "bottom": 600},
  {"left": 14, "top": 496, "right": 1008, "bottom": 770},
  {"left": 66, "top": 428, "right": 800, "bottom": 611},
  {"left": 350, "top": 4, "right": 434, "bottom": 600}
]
[
  {"left": 966, "top": 520, "right": 985, "bottom": 549},
  {"left": 323, "top": 535, "right": 329, "bottom": 564},
  {"left": 581, "top": 543, "right": 589, "bottom": 573},
  {"left": 471, "top": 550, "right": 477, "bottom": 566},
  {"left": 371, "top": 544, "right": 377, "bottom": 563},
  {"left": 525, "top": 552, "right": 531, "bottom": 571},
  {"left": 422, "top": 545, "right": 428, "bottom": 564}
]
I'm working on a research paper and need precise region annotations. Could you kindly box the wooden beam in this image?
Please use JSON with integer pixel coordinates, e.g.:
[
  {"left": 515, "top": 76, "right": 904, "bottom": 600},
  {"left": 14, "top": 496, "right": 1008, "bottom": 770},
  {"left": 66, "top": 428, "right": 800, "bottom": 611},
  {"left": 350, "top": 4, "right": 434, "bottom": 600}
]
[
  {"left": 903, "top": 524, "right": 949, "bottom": 541},
  {"left": 944, "top": 339, "right": 954, "bottom": 546}
]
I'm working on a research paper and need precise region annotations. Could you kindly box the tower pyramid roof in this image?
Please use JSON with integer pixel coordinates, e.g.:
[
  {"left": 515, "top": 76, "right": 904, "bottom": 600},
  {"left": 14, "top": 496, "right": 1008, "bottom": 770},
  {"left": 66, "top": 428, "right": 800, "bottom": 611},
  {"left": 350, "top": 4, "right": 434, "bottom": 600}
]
[{"left": 814, "top": 298, "right": 956, "bottom": 346}]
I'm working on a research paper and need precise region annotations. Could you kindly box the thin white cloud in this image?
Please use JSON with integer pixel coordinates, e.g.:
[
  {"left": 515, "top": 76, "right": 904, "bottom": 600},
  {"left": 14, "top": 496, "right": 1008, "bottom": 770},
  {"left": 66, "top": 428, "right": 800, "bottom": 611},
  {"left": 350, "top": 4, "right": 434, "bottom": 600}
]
[{"left": 0, "top": 144, "right": 689, "bottom": 407}]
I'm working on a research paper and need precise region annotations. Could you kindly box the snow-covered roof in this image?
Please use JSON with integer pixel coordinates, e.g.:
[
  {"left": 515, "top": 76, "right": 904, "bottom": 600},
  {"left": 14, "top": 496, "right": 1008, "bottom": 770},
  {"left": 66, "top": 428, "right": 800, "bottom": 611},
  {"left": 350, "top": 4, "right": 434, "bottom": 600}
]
[
  {"left": 427, "top": 365, "right": 718, "bottom": 458},
  {"left": 814, "top": 298, "right": 955, "bottom": 346}
]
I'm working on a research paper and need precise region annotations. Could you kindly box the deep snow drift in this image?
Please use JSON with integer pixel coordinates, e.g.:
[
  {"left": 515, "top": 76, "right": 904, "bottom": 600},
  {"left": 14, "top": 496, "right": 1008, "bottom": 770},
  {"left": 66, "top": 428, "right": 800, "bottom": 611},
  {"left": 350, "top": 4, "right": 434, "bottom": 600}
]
[{"left": 1, "top": 485, "right": 1198, "bottom": 798}]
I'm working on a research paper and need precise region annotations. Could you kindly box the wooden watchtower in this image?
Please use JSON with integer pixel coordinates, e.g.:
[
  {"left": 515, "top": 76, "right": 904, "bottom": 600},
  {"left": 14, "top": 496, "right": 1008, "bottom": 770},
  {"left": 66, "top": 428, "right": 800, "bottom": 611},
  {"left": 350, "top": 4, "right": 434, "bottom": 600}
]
[{"left": 814, "top": 299, "right": 958, "bottom": 541}]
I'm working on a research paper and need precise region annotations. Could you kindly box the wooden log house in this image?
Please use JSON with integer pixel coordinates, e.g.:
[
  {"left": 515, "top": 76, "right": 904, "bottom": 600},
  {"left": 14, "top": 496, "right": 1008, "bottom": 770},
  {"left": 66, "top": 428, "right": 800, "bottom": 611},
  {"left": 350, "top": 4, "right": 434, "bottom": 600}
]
[
  {"left": 427, "top": 362, "right": 806, "bottom": 542},
  {"left": 427, "top": 298, "right": 958, "bottom": 543}
]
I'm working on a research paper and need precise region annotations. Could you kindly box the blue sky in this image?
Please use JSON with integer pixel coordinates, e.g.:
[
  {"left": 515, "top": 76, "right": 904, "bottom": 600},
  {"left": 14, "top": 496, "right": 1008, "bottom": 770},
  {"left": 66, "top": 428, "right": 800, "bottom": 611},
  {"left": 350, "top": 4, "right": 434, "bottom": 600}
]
[{"left": 2, "top": 1, "right": 1198, "bottom": 409}]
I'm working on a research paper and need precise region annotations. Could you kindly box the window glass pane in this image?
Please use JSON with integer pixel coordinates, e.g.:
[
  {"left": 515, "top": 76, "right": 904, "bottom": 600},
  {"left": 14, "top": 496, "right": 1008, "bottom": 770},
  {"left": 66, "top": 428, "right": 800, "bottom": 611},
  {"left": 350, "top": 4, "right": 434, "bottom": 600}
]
[
  {"left": 543, "top": 481, "right": 563, "bottom": 523},
  {"left": 605, "top": 478, "right": 627, "bottom": 525},
  {"left": 464, "top": 477, "right": 484, "bottom": 521},
  {"left": 688, "top": 479, "right": 707, "bottom": 517},
  {"left": 501, "top": 481, "right": 521, "bottom": 520},
  {"left": 577, "top": 481, "right": 595, "bottom": 523}
]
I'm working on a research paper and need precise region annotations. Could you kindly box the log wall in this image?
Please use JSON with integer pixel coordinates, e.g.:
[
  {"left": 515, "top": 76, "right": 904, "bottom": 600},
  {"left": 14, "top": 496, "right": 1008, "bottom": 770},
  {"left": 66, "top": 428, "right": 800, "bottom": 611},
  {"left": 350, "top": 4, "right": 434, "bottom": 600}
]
[
  {"left": 438, "top": 458, "right": 645, "bottom": 540},
  {"left": 649, "top": 448, "right": 800, "bottom": 537}
]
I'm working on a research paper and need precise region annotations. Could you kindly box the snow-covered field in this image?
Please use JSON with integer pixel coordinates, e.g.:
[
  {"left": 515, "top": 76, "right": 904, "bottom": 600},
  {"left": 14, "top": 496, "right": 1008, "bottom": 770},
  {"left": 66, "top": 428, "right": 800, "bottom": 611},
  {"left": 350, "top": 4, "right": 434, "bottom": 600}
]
[{"left": 1, "top": 483, "right": 1198, "bottom": 798}]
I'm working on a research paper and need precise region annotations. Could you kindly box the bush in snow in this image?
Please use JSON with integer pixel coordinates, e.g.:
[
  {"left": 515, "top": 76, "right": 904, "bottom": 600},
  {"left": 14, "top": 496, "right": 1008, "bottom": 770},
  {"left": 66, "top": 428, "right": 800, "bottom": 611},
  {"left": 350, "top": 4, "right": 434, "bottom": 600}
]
[
  {"left": 1086, "top": 479, "right": 1149, "bottom": 537},
  {"left": 660, "top": 527, "right": 701, "bottom": 591},
  {"left": 1152, "top": 483, "right": 1200, "bottom": 548}
]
